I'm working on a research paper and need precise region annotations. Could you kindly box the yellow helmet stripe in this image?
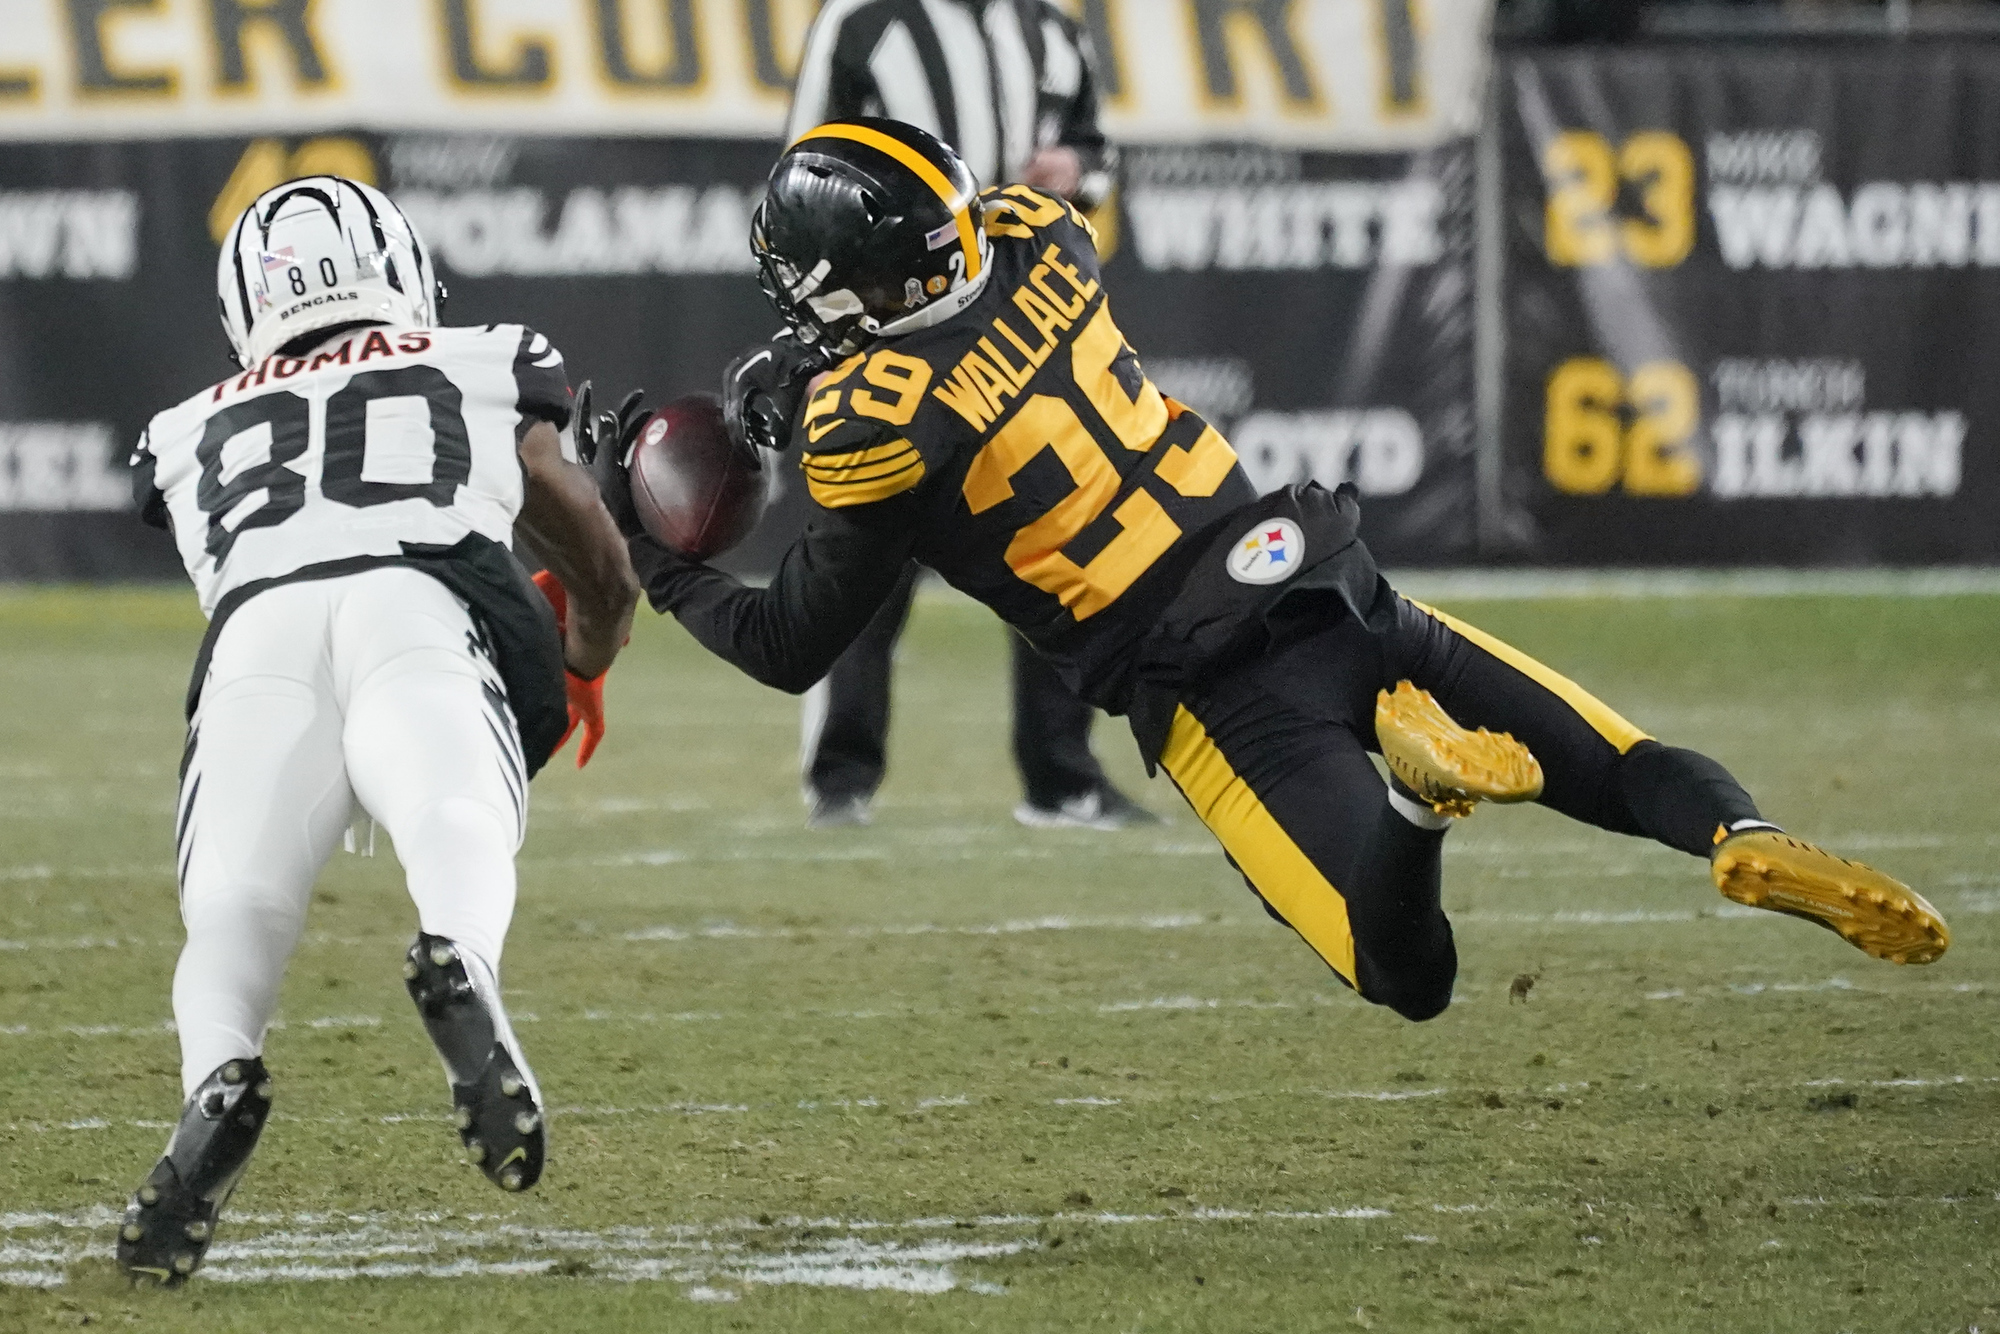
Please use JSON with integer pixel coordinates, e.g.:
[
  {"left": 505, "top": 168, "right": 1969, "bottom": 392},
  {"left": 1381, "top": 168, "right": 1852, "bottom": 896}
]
[{"left": 792, "top": 122, "right": 983, "bottom": 283}]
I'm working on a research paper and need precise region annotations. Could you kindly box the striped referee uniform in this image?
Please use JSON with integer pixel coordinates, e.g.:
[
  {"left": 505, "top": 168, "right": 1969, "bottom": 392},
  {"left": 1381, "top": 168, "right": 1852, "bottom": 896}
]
[
  {"left": 784, "top": 0, "right": 1147, "bottom": 828},
  {"left": 786, "top": 0, "right": 1118, "bottom": 209}
]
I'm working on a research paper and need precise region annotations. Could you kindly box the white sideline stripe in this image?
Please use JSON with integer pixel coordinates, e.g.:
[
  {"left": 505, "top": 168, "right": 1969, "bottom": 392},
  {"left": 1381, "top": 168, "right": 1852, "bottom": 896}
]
[
  {"left": 8, "top": 964, "right": 1994, "bottom": 1045},
  {"left": 0, "top": 864, "right": 170, "bottom": 884},
  {"left": 909, "top": 567, "right": 2000, "bottom": 606},
  {"left": 1382, "top": 566, "right": 2000, "bottom": 601},
  {"left": 595, "top": 843, "right": 1218, "bottom": 868},
  {"left": 14, "top": 1073, "right": 1996, "bottom": 1140},
  {"left": 1099, "top": 996, "right": 1301, "bottom": 1013},
  {"left": 622, "top": 913, "right": 1215, "bottom": 942},
  {"left": 1454, "top": 907, "right": 1762, "bottom": 925},
  {"left": 0, "top": 1014, "right": 380, "bottom": 1040},
  {"left": 0, "top": 832, "right": 1977, "bottom": 901},
  {"left": 1322, "top": 1088, "right": 1450, "bottom": 1102},
  {"left": 1645, "top": 978, "right": 1995, "bottom": 1000},
  {"left": 12, "top": 878, "right": 1992, "bottom": 957}
]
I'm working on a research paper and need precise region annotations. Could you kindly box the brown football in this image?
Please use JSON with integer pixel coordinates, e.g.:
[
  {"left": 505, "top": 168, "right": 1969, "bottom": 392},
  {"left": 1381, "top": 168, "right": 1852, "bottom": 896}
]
[{"left": 626, "top": 393, "right": 768, "bottom": 559}]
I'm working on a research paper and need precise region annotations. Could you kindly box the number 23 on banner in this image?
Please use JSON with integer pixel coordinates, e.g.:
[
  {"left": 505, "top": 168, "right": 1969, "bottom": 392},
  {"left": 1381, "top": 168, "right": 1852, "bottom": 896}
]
[
  {"left": 1543, "top": 131, "right": 1696, "bottom": 268},
  {"left": 1544, "top": 358, "right": 1701, "bottom": 497}
]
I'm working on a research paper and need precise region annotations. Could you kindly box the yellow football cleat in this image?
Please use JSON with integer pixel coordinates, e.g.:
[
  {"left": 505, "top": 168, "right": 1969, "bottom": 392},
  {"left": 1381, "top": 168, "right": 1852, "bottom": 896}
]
[
  {"left": 1374, "top": 681, "right": 1545, "bottom": 818},
  {"left": 1710, "top": 831, "right": 1950, "bottom": 965}
]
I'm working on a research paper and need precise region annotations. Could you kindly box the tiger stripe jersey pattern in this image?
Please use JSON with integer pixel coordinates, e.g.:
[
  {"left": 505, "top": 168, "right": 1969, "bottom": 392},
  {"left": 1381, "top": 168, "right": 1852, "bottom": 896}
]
[{"left": 133, "top": 323, "right": 570, "bottom": 618}]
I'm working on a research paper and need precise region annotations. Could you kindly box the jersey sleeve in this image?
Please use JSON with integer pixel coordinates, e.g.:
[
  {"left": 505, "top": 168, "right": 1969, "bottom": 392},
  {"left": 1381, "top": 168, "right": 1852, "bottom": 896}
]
[
  {"left": 511, "top": 326, "right": 572, "bottom": 430},
  {"left": 632, "top": 503, "right": 917, "bottom": 695},
  {"left": 796, "top": 355, "right": 929, "bottom": 512}
]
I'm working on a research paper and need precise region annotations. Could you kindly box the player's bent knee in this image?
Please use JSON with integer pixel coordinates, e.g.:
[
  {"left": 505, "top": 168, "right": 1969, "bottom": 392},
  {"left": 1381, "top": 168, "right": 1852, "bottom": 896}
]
[
  {"left": 181, "top": 884, "right": 308, "bottom": 939},
  {"left": 1355, "top": 956, "right": 1456, "bottom": 1022},
  {"left": 1375, "top": 980, "right": 1454, "bottom": 1023}
]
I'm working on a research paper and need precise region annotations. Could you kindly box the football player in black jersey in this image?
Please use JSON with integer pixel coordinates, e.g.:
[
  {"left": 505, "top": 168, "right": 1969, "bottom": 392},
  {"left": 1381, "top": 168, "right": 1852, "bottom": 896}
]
[{"left": 594, "top": 119, "right": 1948, "bottom": 1019}]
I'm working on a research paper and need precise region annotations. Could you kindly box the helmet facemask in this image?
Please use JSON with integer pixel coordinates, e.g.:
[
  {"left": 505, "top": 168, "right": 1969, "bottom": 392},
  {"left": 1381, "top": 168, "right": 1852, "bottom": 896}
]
[{"left": 752, "top": 203, "right": 877, "bottom": 359}]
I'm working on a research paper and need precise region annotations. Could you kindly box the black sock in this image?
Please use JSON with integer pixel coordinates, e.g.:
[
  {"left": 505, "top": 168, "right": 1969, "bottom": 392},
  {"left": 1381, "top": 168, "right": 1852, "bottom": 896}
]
[
  {"left": 1348, "top": 802, "right": 1455, "bottom": 1020},
  {"left": 1618, "top": 741, "right": 1772, "bottom": 857}
]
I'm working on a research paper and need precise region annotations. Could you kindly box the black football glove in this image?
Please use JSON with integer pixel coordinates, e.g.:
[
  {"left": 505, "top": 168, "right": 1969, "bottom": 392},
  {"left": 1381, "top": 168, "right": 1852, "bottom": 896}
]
[
  {"left": 574, "top": 379, "right": 649, "bottom": 538},
  {"left": 722, "top": 334, "right": 829, "bottom": 461}
]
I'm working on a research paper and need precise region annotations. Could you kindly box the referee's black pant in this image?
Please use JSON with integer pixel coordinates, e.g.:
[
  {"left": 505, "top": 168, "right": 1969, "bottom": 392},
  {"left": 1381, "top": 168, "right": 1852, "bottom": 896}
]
[
  {"left": 1161, "top": 592, "right": 1763, "bottom": 1021},
  {"left": 803, "top": 564, "right": 1113, "bottom": 808}
]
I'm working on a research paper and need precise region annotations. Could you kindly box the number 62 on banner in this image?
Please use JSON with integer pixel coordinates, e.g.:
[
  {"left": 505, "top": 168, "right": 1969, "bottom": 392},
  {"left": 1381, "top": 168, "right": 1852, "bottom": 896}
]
[{"left": 1544, "top": 358, "right": 1701, "bottom": 497}]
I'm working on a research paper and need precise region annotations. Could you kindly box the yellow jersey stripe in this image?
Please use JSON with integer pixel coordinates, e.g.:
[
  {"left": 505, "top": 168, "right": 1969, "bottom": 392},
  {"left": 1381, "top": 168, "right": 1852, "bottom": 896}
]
[
  {"left": 1159, "top": 706, "right": 1358, "bottom": 986},
  {"left": 807, "top": 457, "right": 925, "bottom": 509},
  {"left": 802, "top": 438, "right": 922, "bottom": 473},
  {"left": 1406, "top": 599, "right": 1653, "bottom": 754},
  {"left": 792, "top": 122, "right": 983, "bottom": 282},
  {"left": 803, "top": 454, "right": 925, "bottom": 487}
]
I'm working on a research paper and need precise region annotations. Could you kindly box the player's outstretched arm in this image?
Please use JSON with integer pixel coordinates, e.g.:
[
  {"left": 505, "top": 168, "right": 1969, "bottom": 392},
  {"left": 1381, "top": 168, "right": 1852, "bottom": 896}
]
[
  {"left": 631, "top": 505, "right": 916, "bottom": 695},
  {"left": 515, "top": 418, "right": 641, "bottom": 680}
]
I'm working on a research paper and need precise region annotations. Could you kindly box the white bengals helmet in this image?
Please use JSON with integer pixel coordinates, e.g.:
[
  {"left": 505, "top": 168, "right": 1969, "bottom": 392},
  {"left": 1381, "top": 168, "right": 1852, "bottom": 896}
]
[{"left": 217, "top": 175, "right": 440, "bottom": 367}]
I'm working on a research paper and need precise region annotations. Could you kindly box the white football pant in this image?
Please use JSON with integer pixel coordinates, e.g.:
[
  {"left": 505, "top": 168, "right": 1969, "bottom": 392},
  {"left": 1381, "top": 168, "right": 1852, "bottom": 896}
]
[{"left": 172, "top": 568, "right": 527, "bottom": 1096}]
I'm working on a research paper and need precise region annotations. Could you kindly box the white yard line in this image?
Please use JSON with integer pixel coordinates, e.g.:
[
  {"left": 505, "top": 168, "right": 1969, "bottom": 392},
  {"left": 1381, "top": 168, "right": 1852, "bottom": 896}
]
[
  {"left": 0, "top": 1201, "right": 1391, "bottom": 1293},
  {"left": 6, "top": 1178, "right": 1994, "bottom": 1293}
]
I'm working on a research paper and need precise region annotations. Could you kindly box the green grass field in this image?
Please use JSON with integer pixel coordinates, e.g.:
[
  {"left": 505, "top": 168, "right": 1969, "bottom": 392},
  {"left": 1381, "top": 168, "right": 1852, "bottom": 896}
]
[{"left": 1, "top": 580, "right": 1996, "bottom": 1332}]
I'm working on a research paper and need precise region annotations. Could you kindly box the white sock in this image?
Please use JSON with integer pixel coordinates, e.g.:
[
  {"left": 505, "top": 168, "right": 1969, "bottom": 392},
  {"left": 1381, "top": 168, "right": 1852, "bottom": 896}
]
[{"left": 1387, "top": 784, "right": 1454, "bottom": 832}]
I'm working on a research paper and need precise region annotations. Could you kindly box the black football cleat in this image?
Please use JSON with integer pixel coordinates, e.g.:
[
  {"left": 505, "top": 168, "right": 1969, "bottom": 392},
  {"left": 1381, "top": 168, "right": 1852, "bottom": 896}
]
[
  {"left": 403, "top": 933, "right": 545, "bottom": 1193},
  {"left": 117, "top": 1057, "right": 272, "bottom": 1287}
]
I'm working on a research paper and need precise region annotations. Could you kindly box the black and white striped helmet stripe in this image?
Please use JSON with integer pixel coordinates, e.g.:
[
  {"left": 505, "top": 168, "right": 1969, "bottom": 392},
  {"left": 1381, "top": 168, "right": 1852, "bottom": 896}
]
[{"left": 215, "top": 174, "right": 438, "bottom": 367}]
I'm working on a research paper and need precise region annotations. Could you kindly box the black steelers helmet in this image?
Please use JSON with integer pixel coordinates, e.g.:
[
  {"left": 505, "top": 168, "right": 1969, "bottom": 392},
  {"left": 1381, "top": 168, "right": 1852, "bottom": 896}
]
[{"left": 751, "top": 118, "right": 992, "bottom": 357}]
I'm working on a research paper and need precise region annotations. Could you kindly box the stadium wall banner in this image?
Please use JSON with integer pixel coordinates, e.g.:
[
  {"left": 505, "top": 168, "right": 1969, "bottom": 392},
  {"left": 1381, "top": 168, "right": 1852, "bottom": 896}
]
[
  {"left": 1501, "top": 41, "right": 2000, "bottom": 564},
  {"left": 0, "top": 0, "right": 1492, "bottom": 148},
  {"left": 0, "top": 0, "right": 1490, "bottom": 579}
]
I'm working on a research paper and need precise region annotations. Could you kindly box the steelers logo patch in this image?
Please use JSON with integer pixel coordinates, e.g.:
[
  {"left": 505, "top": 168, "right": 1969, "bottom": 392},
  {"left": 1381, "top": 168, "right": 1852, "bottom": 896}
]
[{"left": 1226, "top": 518, "right": 1304, "bottom": 585}]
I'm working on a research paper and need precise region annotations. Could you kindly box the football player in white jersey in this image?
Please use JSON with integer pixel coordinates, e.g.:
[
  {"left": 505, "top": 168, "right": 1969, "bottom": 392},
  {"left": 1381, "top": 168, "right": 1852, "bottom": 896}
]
[{"left": 117, "top": 176, "right": 639, "bottom": 1285}]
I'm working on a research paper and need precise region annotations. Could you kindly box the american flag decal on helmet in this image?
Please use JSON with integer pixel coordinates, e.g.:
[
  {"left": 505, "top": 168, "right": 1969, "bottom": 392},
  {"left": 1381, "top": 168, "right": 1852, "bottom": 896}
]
[{"left": 924, "top": 222, "right": 956, "bottom": 251}]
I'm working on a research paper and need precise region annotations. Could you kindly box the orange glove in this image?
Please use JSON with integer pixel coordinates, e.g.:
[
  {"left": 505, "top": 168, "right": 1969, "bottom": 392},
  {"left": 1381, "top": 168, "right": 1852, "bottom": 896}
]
[
  {"left": 532, "top": 569, "right": 608, "bottom": 769},
  {"left": 533, "top": 567, "right": 567, "bottom": 627},
  {"left": 561, "top": 668, "right": 606, "bottom": 768}
]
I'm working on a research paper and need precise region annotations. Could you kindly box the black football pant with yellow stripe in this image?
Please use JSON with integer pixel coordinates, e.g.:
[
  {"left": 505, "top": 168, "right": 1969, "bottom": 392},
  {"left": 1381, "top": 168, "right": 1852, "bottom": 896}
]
[{"left": 1161, "top": 594, "right": 1764, "bottom": 1021}]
